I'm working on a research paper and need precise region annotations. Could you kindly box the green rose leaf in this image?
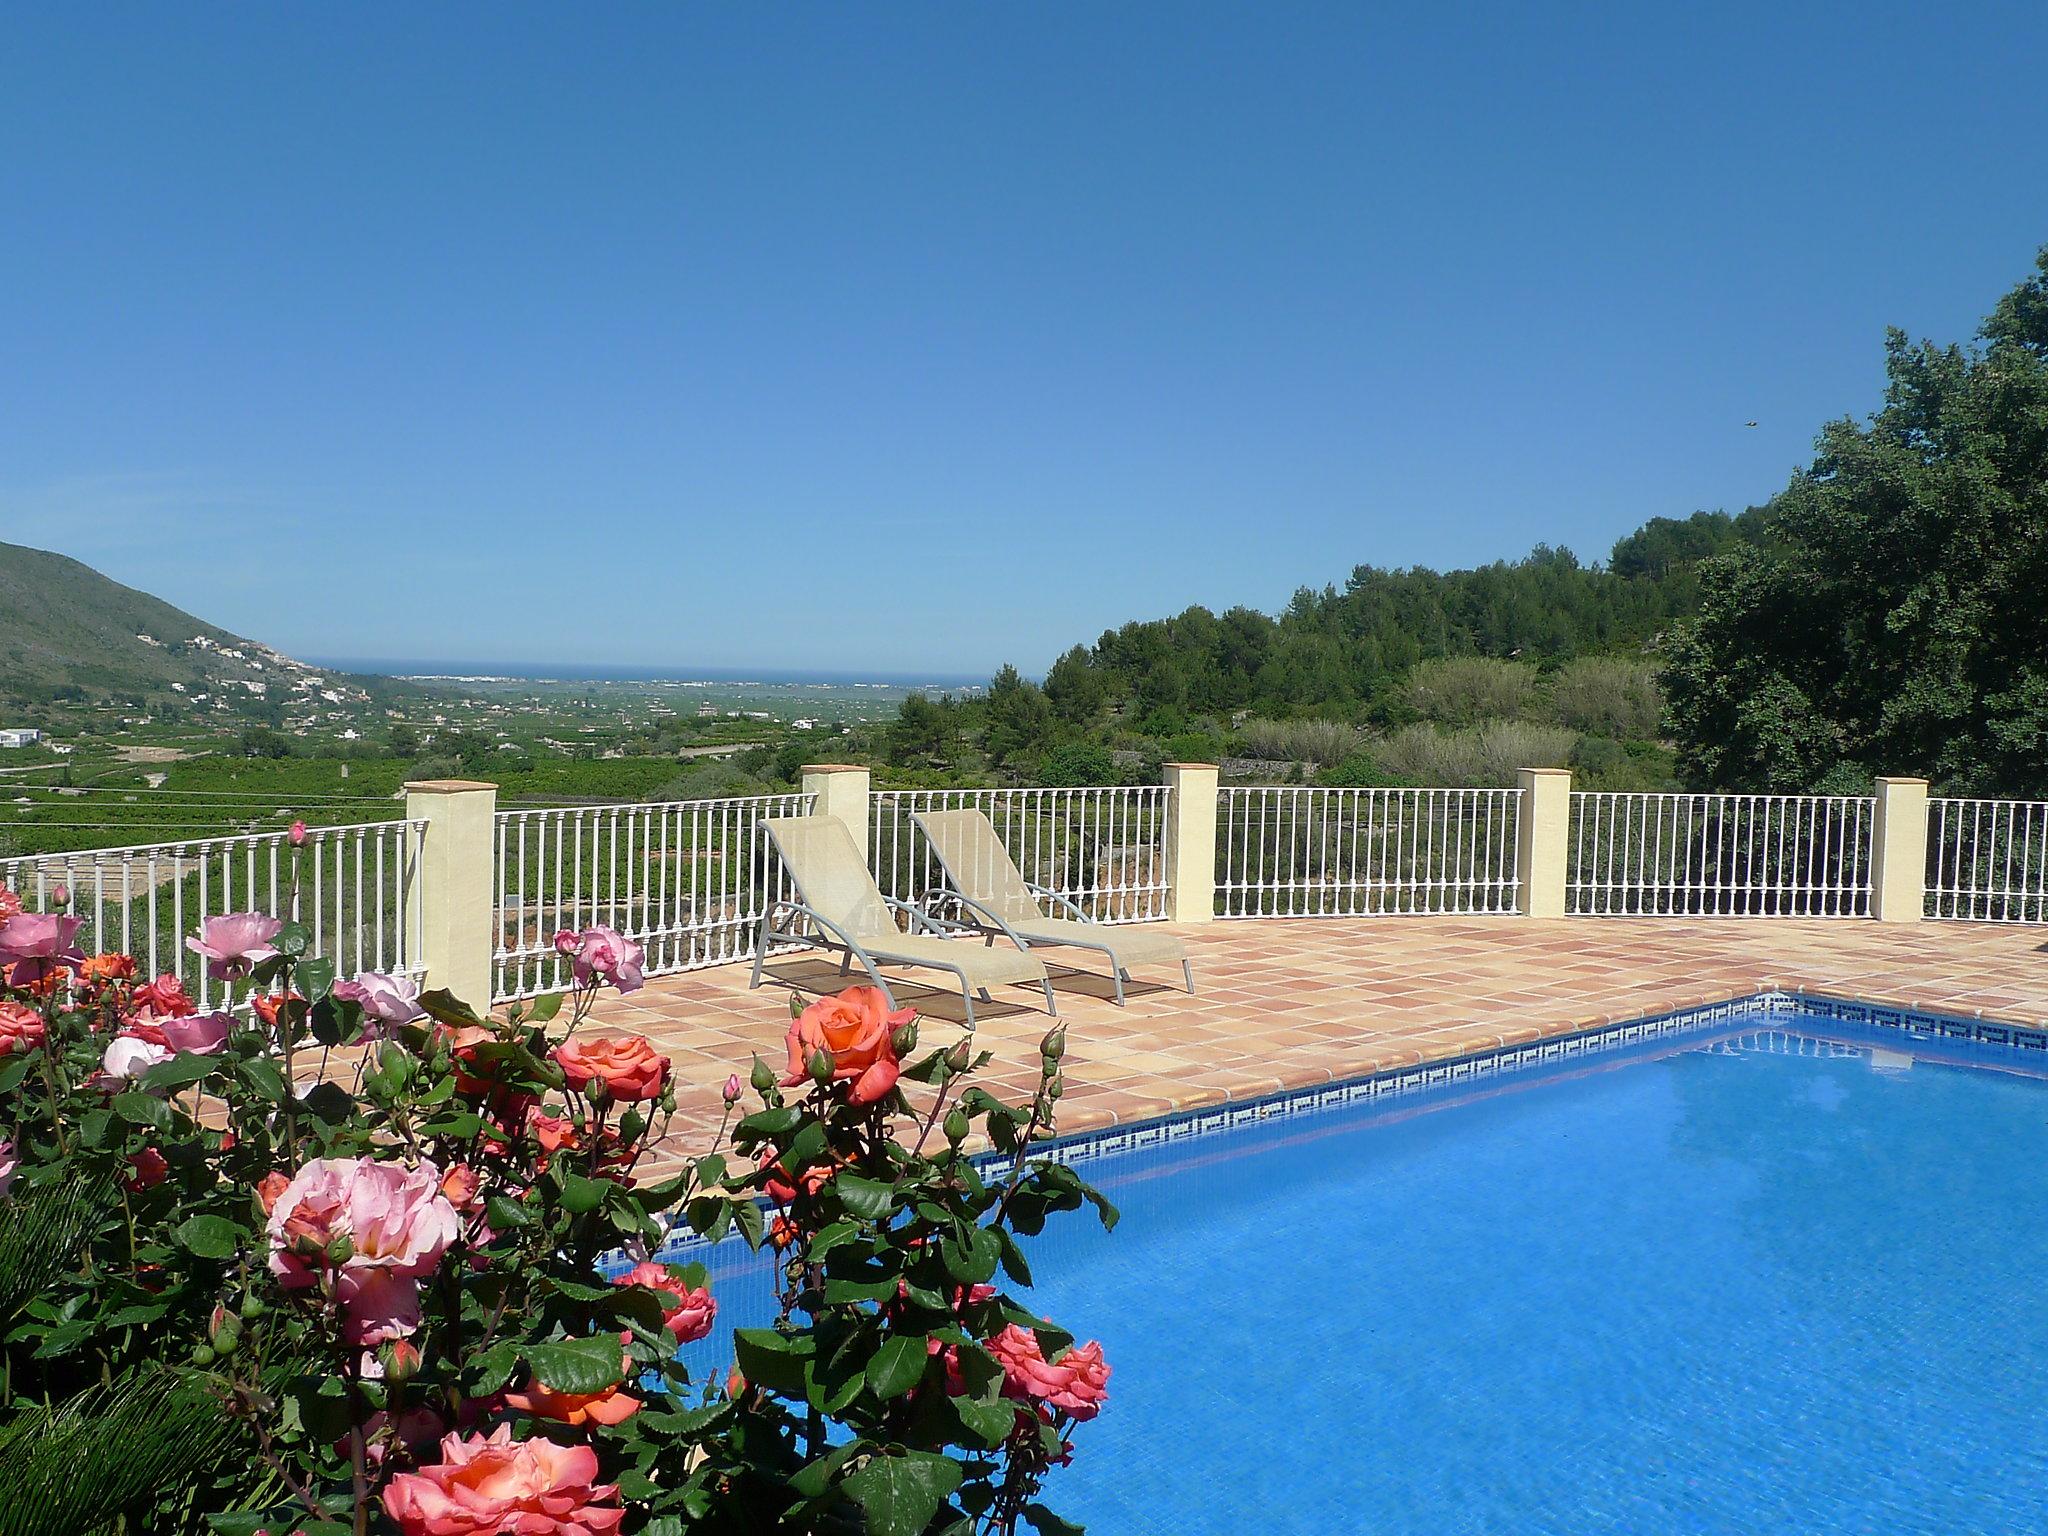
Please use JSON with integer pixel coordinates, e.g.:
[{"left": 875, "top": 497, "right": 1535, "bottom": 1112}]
[
  {"left": 1024, "top": 1504, "right": 1087, "bottom": 1536},
  {"left": 733, "top": 1328, "right": 814, "bottom": 1398},
  {"left": 141, "top": 1051, "right": 220, "bottom": 1091},
  {"left": 295, "top": 955, "right": 335, "bottom": 1002},
  {"left": 865, "top": 1334, "right": 929, "bottom": 1399},
  {"left": 558, "top": 1172, "right": 608, "bottom": 1215},
  {"left": 843, "top": 1450, "right": 963, "bottom": 1536},
  {"left": 111, "top": 1090, "right": 171, "bottom": 1129},
  {"left": 174, "top": 1215, "right": 243, "bottom": 1260},
  {"left": 833, "top": 1174, "right": 895, "bottom": 1221},
  {"left": 954, "top": 1393, "right": 1018, "bottom": 1448},
  {"left": 523, "top": 990, "right": 565, "bottom": 1024},
  {"left": 523, "top": 1335, "right": 625, "bottom": 1395},
  {"left": 273, "top": 921, "right": 311, "bottom": 958},
  {"left": 469, "top": 1340, "right": 523, "bottom": 1396}
]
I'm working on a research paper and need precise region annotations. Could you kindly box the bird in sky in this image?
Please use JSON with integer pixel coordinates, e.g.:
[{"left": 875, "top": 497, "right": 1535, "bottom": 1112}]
[{"left": 1744, "top": 420, "right": 1759, "bottom": 428}]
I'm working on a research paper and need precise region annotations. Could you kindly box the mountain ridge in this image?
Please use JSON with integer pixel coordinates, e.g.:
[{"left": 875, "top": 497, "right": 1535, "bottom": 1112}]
[{"left": 0, "top": 539, "right": 321, "bottom": 706}]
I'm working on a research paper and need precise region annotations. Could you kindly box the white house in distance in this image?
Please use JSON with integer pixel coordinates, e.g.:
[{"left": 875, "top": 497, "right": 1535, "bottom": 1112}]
[{"left": 0, "top": 728, "right": 42, "bottom": 748}]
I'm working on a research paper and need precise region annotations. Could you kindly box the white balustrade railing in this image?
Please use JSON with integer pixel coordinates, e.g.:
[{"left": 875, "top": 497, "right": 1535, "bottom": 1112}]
[
  {"left": 492, "top": 793, "right": 813, "bottom": 1000},
  {"left": 1216, "top": 786, "right": 1522, "bottom": 917},
  {"left": 1567, "top": 792, "right": 1874, "bottom": 917},
  {"left": 870, "top": 787, "right": 1172, "bottom": 923},
  {"left": 0, "top": 821, "right": 428, "bottom": 1011},
  {"left": 1927, "top": 798, "right": 2048, "bottom": 922}
]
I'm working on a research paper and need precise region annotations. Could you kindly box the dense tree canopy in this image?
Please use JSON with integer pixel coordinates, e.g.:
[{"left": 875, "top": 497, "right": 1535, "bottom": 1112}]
[
  {"left": 1664, "top": 248, "right": 2048, "bottom": 795},
  {"left": 1034, "top": 512, "right": 1758, "bottom": 735}
]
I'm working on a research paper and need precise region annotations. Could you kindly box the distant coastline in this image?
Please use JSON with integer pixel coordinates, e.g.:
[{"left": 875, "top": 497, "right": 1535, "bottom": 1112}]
[{"left": 307, "top": 657, "right": 987, "bottom": 689}]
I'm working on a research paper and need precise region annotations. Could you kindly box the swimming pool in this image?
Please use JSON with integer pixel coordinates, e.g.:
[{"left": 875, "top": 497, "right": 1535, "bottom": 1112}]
[{"left": 680, "top": 1003, "right": 2048, "bottom": 1533}]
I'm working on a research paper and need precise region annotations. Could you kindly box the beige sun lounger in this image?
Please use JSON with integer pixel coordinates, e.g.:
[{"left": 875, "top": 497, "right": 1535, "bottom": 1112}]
[
  {"left": 910, "top": 807, "right": 1195, "bottom": 1005},
  {"left": 752, "top": 815, "right": 1055, "bottom": 1029}
]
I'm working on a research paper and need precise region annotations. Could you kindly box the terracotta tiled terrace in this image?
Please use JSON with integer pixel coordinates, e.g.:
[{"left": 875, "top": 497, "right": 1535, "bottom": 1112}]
[{"left": 587, "top": 916, "right": 2048, "bottom": 1175}]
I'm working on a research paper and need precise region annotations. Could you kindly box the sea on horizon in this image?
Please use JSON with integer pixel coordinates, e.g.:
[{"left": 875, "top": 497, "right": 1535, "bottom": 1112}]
[{"left": 306, "top": 657, "right": 988, "bottom": 690}]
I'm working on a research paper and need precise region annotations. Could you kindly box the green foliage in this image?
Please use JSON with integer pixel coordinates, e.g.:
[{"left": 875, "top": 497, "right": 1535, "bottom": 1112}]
[
  {"left": 1372, "top": 721, "right": 1577, "bottom": 788},
  {"left": 1664, "top": 247, "right": 2048, "bottom": 794},
  {"left": 1405, "top": 657, "right": 1539, "bottom": 726},
  {"left": 1549, "top": 657, "right": 1665, "bottom": 740},
  {"left": 1037, "top": 741, "right": 1117, "bottom": 787}
]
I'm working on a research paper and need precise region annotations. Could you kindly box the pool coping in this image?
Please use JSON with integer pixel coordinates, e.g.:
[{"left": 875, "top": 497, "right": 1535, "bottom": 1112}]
[
  {"left": 1024, "top": 987, "right": 2048, "bottom": 1170},
  {"left": 639, "top": 986, "right": 2048, "bottom": 1265}
]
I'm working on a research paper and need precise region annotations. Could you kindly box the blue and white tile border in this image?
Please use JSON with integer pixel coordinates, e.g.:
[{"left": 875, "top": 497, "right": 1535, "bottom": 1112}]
[
  {"left": 638, "top": 990, "right": 2048, "bottom": 1262},
  {"left": 1028, "top": 989, "right": 2048, "bottom": 1170}
]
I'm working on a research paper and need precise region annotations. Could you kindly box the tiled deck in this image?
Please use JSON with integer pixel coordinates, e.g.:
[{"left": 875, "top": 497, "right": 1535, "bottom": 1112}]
[{"left": 590, "top": 917, "right": 2048, "bottom": 1175}]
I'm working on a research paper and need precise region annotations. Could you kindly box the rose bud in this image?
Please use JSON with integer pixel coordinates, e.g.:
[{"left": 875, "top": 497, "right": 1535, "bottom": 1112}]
[
  {"left": 749, "top": 1056, "right": 776, "bottom": 1094},
  {"left": 1040, "top": 1025, "right": 1066, "bottom": 1061},
  {"left": 50, "top": 883, "right": 70, "bottom": 909},
  {"left": 379, "top": 1338, "right": 423, "bottom": 1383},
  {"left": 722, "top": 1073, "right": 743, "bottom": 1105},
  {"left": 944, "top": 1039, "right": 972, "bottom": 1075},
  {"left": 288, "top": 820, "right": 308, "bottom": 847},
  {"left": 808, "top": 1048, "right": 834, "bottom": 1085},
  {"left": 208, "top": 1304, "right": 242, "bottom": 1355},
  {"left": 890, "top": 1021, "right": 918, "bottom": 1057},
  {"left": 944, "top": 1109, "right": 970, "bottom": 1144},
  {"left": 552, "top": 928, "right": 580, "bottom": 956},
  {"left": 326, "top": 1234, "right": 355, "bottom": 1266}
]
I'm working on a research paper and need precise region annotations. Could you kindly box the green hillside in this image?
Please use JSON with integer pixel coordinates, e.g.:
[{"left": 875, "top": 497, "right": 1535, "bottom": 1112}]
[{"left": 0, "top": 540, "right": 281, "bottom": 702}]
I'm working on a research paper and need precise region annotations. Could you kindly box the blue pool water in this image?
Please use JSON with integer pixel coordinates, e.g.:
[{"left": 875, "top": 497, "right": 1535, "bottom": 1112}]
[{"left": 684, "top": 1010, "right": 2048, "bottom": 1532}]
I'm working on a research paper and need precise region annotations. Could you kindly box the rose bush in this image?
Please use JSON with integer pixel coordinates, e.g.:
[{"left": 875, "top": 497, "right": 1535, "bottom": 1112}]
[{"left": 0, "top": 859, "right": 1116, "bottom": 1536}]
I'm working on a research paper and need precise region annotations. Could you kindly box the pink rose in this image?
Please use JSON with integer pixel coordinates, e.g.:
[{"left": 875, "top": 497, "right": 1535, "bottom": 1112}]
[
  {"left": 986, "top": 1326, "right": 1111, "bottom": 1421},
  {"left": 102, "top": 1035, "right": 173, "bottom": 1081},
  {"left": 556, "top": 925, "right": 645, "bottom": 993},
  {"left": 186, "top": 913, "right": 284, "bottom": 980},
  {"left": 612, "top": 1261, "right": 717, "bottom": 1343},
  {"left": 0, "top": 1138, "right": 16, "bottom": 1200},
  {"left": 266, "top": 1156, "right": 460, "bottom": 1340},
  {"left": 334, "top": 972, "right": 426, "bottom": 1031},
  {"left": 337, "top": 1267, "right": 423, "bottom": 1346},
  {"left": 381, "top": 1426, "right": 623, "bottom": 1536},
  {"left": 0, "top": 886, "right": 19, "bottom": 922},
  {"left": 288, "top": 819, "right": 308, "bottom": 847},
  {"left": 0, "top": 911, "right": 86, "bottom": 988},
  {"left": 161, "top": 1010, "right": 234, "bottom": 1056}
]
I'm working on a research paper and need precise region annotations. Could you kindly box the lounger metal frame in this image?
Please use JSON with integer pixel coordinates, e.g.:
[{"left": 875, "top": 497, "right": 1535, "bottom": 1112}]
[{"left": 747, "top": 891, "right": 1058, "bottom": 1032}]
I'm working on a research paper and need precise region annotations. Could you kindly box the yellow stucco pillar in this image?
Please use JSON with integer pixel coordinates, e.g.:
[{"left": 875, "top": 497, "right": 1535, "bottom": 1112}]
[
  {"left": 1516, "top": 767, "right": 1572, "bottom": 918},
  {"left": 404, "top": 779, "right": 498, "bottom": 1009},
  {"left": 1162, "top": 762, "right": 1220, "bottom": 924},
  {"left": 1870, "top": 776, "right": 1929, "bottom": 923},
  {"left": 801, "top": 764, "right": 871, "bottom": 853}
]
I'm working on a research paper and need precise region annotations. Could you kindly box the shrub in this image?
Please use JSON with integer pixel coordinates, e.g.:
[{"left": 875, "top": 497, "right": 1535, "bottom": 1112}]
[
  {"left": 0, "top": 870, "right": 1113, "bottom": 1533},
  {"left": 1372, "top": 721, "right": 1577, "bottom": 787},
  {"left": 1404, "top": 657, "right": 1538, "bottom": 726},
  {"left": 1039, "top": 740, "right": 1117, "bottom": 786},
  {"left": 1234, "top": 719, "right": 1364, "bottom": 767},
  {"left": 1548, "top": 657, "right": 1664, "bottom": 740}
]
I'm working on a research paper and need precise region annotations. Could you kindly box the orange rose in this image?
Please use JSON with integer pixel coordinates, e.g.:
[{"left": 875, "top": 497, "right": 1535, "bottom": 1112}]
[
  {"left": 0, "top": 1001, "right": 46, "bottom": 1056},
  {"left": 79, "top": 952, "right": 137, "bottom": 983},
  {"left": 504, "top": 1333, "right": 639, "bottom": 1427},
  {"left": 779, "top": 986, "right": 912, "bottom": 1105},
  {"left": 252, "top": 991, "right": 305, "bottom": 1028},
  {"left": 553, "top": 1035, "right": 669, "bottom": 1102}
]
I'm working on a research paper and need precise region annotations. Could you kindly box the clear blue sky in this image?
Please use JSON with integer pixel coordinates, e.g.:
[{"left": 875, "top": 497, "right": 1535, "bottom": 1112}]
[{"left": 3, "top": 4, "right": 2045, "bottom": 678}]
